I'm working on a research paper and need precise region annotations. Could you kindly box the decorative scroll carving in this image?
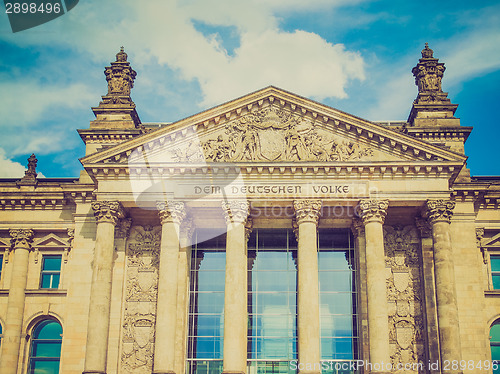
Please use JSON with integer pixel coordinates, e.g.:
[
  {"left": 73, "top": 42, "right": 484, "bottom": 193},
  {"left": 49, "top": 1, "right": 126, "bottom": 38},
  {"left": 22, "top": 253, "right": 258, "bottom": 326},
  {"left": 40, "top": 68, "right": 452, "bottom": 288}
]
[
  {"left": 293, "top": 199, "right": 322, "bottom": 225},
  {"left": 385, "top": 225, "right": 425, "bottom": 371},
  {"left": 92, "top": 201, "right": 125, "bottom": 225},
  {"left": 222, "top": 200, "right": 250, "bottom": 225},
  {"left": 414, "top": 217, "right": 432, "bottom": 239},
  {"left": 157, "top": 201, "right": 186, "bottom": 226},
  {"left": 116, "top": 218, "right": 133, "bottom": 239},
  {"left": 9, "top": 229, "right": 34, "bottom": 250},
  {"left": 423, "top": 199, "right": 455, "bottom": 224},
  {"left": 351, "top": 218, "right": 364, "bottom": 239},
  {"left": 358, "top": 199, "right": 389, "bottom": 224},
  {"left": 196, "top": 108, "right": 374, "bottom": 162},
  {"left": 121, "top": 225, "right": 161, "bottom": 373}
]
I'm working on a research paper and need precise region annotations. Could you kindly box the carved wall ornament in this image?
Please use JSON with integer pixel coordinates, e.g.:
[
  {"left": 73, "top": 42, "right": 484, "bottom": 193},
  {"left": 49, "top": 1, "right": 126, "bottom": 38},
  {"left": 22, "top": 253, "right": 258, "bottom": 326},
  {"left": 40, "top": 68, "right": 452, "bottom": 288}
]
[
  {"left": 413, "top": 43, "right": 445, "bottom": 94},
  {"left": 9, "top": 229, "right": 34, "bottom": 250},
  {"left": 115, "top": 218, "right": 133, "bottom": 239},
  {"left": 293, "top": 199, "right": 322, "bottom": 225},
  {"left": 350, "top": 218, "right": 364, "bottom": 239},
  {"left": 384, "top": 225, "right": 425, "bottom": 371},
  {"left": 414, "top": 217, "right": 432, "bottom": 239},
  {"left": 92, "top": 201, "right": 125, "bottom": 225},
  {"left": 423, "top": 199, "right": 455, "bottom": 224},
  {"left": 358, "top": 199, "right": 389, "bottom": 224},
  {"left": 121, "top": 225, "right": 161, "bottom": 373},
  {"left": 222, "top": 200, "right": 250, "bottom": 225},
  {"left": 180, "top": 218, "right": 196, "bottom": 248},
  {"left": 196, "top": 108, "right": 374, "bottom": 163},
  {"left": 157, "top": 201, "right": 186, "bottom": 226}
]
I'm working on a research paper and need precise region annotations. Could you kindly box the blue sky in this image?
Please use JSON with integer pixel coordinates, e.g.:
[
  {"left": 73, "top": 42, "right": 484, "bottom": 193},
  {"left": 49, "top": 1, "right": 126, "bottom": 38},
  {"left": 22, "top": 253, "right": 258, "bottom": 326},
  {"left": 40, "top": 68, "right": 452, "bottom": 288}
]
[{"left": 1, "top": 0, "right": 499, "bottom": 177}]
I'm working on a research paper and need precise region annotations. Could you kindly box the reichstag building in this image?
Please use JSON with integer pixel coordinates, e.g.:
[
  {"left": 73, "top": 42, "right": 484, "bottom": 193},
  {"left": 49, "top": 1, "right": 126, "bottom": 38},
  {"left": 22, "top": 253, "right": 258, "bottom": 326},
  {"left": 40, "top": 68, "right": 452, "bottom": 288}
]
[{"left": 0, "top": 45, "right": 499, "bottom": 374}]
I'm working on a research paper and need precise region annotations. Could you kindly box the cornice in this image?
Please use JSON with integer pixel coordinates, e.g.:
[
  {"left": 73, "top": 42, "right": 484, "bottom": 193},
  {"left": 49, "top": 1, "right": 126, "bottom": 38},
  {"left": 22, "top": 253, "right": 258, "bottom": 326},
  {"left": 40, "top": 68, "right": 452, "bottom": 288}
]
[{"left": 82, "top": 161, "right": 463, "bottom": 181}]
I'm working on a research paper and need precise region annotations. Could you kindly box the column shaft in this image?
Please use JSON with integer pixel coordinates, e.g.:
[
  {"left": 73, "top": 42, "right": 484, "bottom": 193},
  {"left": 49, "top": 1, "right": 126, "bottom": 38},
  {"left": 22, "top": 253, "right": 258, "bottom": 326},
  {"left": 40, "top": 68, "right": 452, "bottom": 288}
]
[
  {"left": 153, "top": 202, "right": 186, "bottom": 374},
  {"left": 0, "top": 230, "right": 33, "bottom": 374},
  {"left": 222, "top": 201, "right": 250, "bottom": 374},
  {"left": 425, "top": 200, "right": 462, "bottom": 374},
  {"left": 359, "top": 199, "right": 390, "bottom": 374},
  {"left": 294, "top": 199, "right": 321, "bottom": 374},
  {"left": 84, "top": 201, "right": 123, "bottom": 374}
]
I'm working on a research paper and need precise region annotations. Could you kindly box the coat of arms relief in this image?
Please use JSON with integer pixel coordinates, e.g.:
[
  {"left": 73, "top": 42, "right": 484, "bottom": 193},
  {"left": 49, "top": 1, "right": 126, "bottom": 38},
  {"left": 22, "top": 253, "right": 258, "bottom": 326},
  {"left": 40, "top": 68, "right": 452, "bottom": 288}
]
[
  {"left": 121, "top": 226, "right": 161, "bottom": 373},
  {"left": 384, "top": 225, "right": 426, "bottom": 372},
  {"left": 165, "top": 108, "right": 375, "bottom": 163},
  {"left": 202, "top": 109, "right": 374, "bottom": 162}
]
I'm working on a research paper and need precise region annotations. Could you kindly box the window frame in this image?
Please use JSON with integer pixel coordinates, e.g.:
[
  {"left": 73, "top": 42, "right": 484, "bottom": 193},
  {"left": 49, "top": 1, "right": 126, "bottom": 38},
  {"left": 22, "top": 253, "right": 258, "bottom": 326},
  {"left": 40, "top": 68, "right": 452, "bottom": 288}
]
[
  {"left": 39, "top": 254, "right": 62, "bottom": 290},
  {"left": 27, "top": 319, "right": 63, "bottom": 374}
]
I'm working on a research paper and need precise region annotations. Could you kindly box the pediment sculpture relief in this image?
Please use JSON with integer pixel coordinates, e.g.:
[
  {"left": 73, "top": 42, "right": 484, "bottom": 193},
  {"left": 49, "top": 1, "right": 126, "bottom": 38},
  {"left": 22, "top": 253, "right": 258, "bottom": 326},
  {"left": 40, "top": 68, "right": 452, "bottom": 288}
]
[{"left": 201, "top": 109, "right": 374, "bottom": 162}]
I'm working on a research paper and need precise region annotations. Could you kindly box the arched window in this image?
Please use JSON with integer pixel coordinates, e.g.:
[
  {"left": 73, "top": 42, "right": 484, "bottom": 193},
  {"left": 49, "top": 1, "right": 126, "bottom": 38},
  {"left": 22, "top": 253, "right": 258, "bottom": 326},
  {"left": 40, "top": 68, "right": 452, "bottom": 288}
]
[
  {"left": 28, "top": 320, "right": 62, "bottom": 374},
  {"left": 491, "top": 321, "right": 500, "bottom": 374}
]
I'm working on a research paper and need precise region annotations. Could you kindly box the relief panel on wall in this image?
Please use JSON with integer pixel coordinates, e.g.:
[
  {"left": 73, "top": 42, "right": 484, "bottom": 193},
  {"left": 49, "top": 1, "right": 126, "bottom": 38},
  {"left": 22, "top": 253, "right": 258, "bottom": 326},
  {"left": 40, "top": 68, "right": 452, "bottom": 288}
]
[
  {"left": 384, "top": 225, "right": 426, "bottom": 372},
  {"left": 121, "top": 225, "right": 161, "bottom": 373}
]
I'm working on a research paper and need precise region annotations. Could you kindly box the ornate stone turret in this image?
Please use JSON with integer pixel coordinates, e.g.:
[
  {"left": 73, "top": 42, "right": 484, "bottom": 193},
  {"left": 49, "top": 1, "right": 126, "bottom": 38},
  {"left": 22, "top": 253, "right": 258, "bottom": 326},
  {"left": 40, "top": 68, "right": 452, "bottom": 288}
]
[
  {"left": 408, "top": 43, "right": 459, "bottom": 127},
  {"left": 90, "top": 47, "right": 141, "bottom": 129},
  {"left": 78, "top": 48, "right": 144, "bottom": 162}
]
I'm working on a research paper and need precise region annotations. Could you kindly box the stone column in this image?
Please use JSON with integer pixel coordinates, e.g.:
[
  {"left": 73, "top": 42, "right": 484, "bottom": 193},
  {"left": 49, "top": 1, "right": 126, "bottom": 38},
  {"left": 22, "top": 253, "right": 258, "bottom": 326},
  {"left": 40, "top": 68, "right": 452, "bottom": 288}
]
[
  {"left": 174, "top": 218, "right": 195, "bottom": 374},
  {"left": 83, "top": 201, "right": 124, "bottom": 374},
  {"left": 293, "top": 199, "right": 322, "bottom": 374},
  {"left": 221, "top": 200, "right": 250, "bottom": 374},
  {"left": 359, "top": 199, "right": 390, "bottom": 374},
  {"left": 153, "top": 201, "right": 186, "bottom": 374},
  {"left": 423, "top": 200, "right": 462, "bottom": 374},
  {"left": 0, "top": 229, "right": 34, "bottom": 374}
]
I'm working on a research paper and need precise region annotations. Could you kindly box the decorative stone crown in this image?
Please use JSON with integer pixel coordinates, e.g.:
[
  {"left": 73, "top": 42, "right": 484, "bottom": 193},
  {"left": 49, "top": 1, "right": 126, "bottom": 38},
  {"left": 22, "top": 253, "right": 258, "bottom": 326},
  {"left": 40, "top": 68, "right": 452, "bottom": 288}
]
[{"left": 104, "top": 47, "right": 137, "bottom": 97}]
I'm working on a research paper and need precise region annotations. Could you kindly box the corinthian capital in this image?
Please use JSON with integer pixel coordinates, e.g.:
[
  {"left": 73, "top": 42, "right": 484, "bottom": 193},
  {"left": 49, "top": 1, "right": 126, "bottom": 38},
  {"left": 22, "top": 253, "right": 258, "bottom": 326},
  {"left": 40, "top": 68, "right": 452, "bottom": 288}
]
[
  {"left": 293, "top": 199, "right": 322, "bottom": 225},
  {"left": 10, "top": 229, "right": 34, "bottom": 250},
  {"left": 157, "top": 201, "right": 186, "bottom": 225},
  {"left": 358, "top": 199, "right": 389, "bottom": 224},
  {"left": 222, "top": 200, "right": 250, "bottom": 225},
  {"left": 423, "top": 199, "right": 455, "bottom": 224},
  {"left": 92, "top": 201, "right": 125, "bottom": 225}
]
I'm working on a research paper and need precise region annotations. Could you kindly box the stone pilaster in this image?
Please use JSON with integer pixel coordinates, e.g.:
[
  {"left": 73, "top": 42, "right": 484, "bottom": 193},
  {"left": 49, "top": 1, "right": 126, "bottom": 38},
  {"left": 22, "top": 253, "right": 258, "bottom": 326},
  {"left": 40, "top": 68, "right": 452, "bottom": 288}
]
[
  {"left": 351, "top": 219, "right": 370, "bottom": 363},
  {"left": 359, "top": 199, "right": 391, "bottom": 374},
  {"left": 423, "top": 199, "right": 462, "bottom": 374},
  {"left": 293, "top": 199, "right": 322, "bottom": 374},
  {"left": 174, "top": 218, "right": 195, "bottom": 374},
  {"left": 416, "top": 217, "right": 440, "bottom": 374},
  {"left": 83, "top": 201, "right": 124, "bottom": 374},
  {"left": 0, "top": 229, "right": 34, "bottom": 374},
  {"left": 153, "top": 201, "right": 186, "bottom": 374},
  {"left": 222, "top": 200, "right": 250, "bottom": 374}
]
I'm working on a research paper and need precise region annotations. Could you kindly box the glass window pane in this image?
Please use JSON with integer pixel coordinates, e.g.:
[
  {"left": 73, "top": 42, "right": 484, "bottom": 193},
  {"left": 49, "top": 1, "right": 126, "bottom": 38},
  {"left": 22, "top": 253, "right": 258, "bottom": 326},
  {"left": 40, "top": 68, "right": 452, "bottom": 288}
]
[
  {"left": 41, "top": 275, "right": 53, "bottom": 289},
  {"left": 491, "top": 256, "right": 500, "bottom": 272},
  {"left": 197, "top": 271, "right": 225, "bottom": 292},
  {"left": 30, "top": 360, "right": 60, "bottom": 374},
  {"left": 31, "top": 342, "right": 62, "bottom": 357},
  {"left": 492, "top": 324, "right": 500, "bottom": 343},
  {"left": 320, "top": 315, "right": 354, "bottom": 337},
  {"left": 492, "top": 345, "right": 500, "bottom": 374},
  {"left": 493, "top": 275, "right": 500, "bottom": 290},
  {"left": 319, "top": 271, "right": 353, "bottom": 292},
  {"left": 320, "top": 293, "right": 353, "bottom": 315},
  {"left": 35, "top": 321, "right": 62, "bottom": 339},
  {"left": 42, "top": 256, "right": 62, "bottom": 271}
]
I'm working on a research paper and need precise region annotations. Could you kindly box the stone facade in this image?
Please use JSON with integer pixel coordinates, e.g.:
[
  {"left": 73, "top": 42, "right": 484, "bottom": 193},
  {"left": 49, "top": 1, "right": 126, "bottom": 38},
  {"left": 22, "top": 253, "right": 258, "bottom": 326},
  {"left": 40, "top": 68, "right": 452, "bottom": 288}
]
[{"left": 0, "top": 45, "right": 499, "bottom": 374}]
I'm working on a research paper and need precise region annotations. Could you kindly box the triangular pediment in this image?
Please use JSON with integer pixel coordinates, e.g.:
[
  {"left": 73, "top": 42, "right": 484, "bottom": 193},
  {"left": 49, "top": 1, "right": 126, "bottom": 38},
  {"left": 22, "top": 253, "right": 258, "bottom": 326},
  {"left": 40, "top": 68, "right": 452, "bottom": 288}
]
[{"left": 81, "top": 87, "right": 466, "bottom": 177}]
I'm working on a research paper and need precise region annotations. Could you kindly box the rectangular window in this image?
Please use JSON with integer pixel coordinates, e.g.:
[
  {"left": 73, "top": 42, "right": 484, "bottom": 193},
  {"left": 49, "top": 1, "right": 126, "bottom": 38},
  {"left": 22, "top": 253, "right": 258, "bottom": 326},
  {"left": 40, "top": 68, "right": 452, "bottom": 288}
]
[
  {"left": 318, "top": 229, "right": 358, "bottom": 370},
  {"left": 187, "top": 230, "right": 226, "bottom": 374},
  {"left": 492, "top": 255, "right": 500, "bottom": 290},
  {"left": 40, "top": 255, "right": 62, "bottom": 289},
  {"left": 247, "top": 229, "right": 298, "bottom": 371}
]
